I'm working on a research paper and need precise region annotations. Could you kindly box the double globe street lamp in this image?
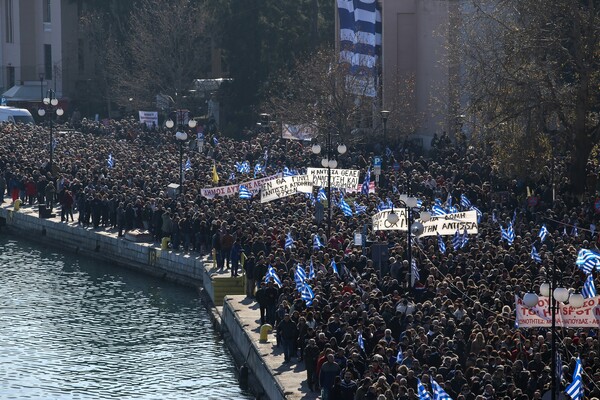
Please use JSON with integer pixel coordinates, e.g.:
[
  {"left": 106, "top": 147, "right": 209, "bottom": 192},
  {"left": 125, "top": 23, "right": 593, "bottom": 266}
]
[
  {"left": 311, "top": 136, "right": 347, "bottom": 241},
  {"left": 386, "top": 195, "right": 430, "bottom": 289},
  {"left": 166, "top": 113, "right": 197, "bottom": 195},
  {"left": 37, "top": 90, "right": 64, "bottom": 172}
]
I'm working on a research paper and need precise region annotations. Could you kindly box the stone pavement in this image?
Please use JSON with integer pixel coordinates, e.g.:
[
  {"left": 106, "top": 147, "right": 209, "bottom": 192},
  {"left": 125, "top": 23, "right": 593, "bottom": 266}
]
[{"left": 225, "top": 295, "right": 320, "bottom": 400}]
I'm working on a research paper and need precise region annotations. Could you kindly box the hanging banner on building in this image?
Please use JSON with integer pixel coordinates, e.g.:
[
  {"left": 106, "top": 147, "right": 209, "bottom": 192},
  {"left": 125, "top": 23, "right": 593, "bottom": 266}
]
[
  {"left": 260, "top": 175, "right": 313, "bottom": 203},
  {"left": 281, "top": 123, "right": 316, "bottom": 141},
  {"left": 307, "top": 168, "right": 360, "bottom": 189},
  {"left": 138, "top": 111, "right": 159, "bottom": 128},
  {"left": 515, "top": 295, "right": 600, "bottom": 328},
  {"left": 200, "top": 173, "right": 281, "bottom": 198},
  {"left": 419, "top": 211, "right": 479, "bottom": 237},
  {"left": 372, "top": 209, "right": 409, "bottom": 231}
]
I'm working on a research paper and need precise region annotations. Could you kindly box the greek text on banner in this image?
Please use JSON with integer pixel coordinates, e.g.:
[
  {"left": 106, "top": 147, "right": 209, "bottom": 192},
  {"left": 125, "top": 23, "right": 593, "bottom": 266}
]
[
  {"left": 261, "top": 175, "right": 312, "bottom": 203},
  {"left": 306, "top": 168, "right": 360, "bottom": 189},
  {"left": 515, "top": 295, "right": 600, "bottom": 328},
  {"left": 200, "top": 173, "right": 281, "bottom": 198}
]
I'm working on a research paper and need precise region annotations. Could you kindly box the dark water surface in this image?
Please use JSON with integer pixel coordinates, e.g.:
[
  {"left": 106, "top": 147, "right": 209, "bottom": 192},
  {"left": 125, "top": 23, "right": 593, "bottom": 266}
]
[{"left": 0, "top": 237, "right": 253, "bottom": 399}]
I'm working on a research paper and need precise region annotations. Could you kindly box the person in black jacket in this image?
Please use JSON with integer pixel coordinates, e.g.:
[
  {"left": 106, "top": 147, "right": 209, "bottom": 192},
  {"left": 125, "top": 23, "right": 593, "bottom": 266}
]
[
  {"left": 277, "top": 313, "right": 298, "bottom": 363},
  {"left": 255, "top": 281, "right": 268, "bottom": 325},
  {"left": 243, "top": 254, "right": 256, "bottom": 298}
]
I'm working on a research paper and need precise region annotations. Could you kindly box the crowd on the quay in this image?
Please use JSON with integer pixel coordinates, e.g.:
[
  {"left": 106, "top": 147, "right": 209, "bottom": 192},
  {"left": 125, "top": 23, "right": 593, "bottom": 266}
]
[{"left": 0, "top": 117, "right": 599, "bottom": 400}]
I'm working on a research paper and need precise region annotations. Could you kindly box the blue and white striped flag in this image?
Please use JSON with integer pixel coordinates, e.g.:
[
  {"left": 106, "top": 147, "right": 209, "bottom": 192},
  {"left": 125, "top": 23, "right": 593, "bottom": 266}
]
[
  {"left": 386, "top": 198, "right": 394, "bottom": 209},
  {"left": 283, "top": 167, "right": 295, "bottom": 177},
  {"left": 361, "top": 168, "right": 371, "bottom": 195},
  {"left": 411, "top": 259, "right": 420, "bottom": 285},
  {"left": 576, "top": 249, "right": 600, "bottom": 274},
  {"left": 531, "top": 245, "right": 542, "bottom": 263},
  {"left": 301, "top": 283, "right": 314, "bottom": 306},
  {"left": 354, "top": 203, "right": 367, "bottom": 215},
  {"left": 492, "top": 211, "right": 497, "bottom": 223},
  {"left": 501, "top": 223, "right": 515, "bottom": 245},
  {"left": 572, "top": 224, "right": 579, "bottom": 237},
  {"left": 228, "top": 172, "right": 236, "bottom": 182},
  {"left": 239, "top": 185, "right": 252, "bottom": 199},
  {"left": 264, "top": 265, "right": 282, "bottom": 287},
  {"left": 331, "top": 260, "right": 339, "bottom": 275},
  {"left": 357, "top": 332, "right": 365, "bottom": 350},
  {"left": 313, "top": 235, "right": 324, "bottom": 249},
  {"left": 285, "top": 232, "right": 294, "bottom": 250},
  {"left": 582, "top": 274, "right": 596, "bottom": 298},
  {"left": 446, "top": 205, "right": 459, "bottom": 214},
  {"left": 452, "top": 230, "right": 462, "bottom": 251},
  {"left": 295, "top": 266, "right": 306, "bottom": 290},
  {"left": 235, "top": 161, "right": 249, "bottom": 173},
  {"left": 539, "top": 224, "right": 549, "bottom": 242},
  {"left": 416, "top": 198, "right": 423, "bottom": 209},
  {"left": 107, "top": 153, "right": 115, "bottom": 168},
  {"left": 317, "top": 187, "right": 328, "bottom": 202},
  {"left": 460, "top": 228, "right": 468, "bottom": 248},
  {"left": 437, "top": 233, "right": 446, "bottom": 254},
  {"left": 460, "top": 193, "right": 471, "bottom": 208},
  {"left": 213, "top": 136, "right": 219, "bottom": 145},
  {"left": 430, "top": 378, "right": 453, "bottom": 400},
  {"left": 432, "top": 204, "right": 446, "bottom": 217},
  {"left": 565, "top": 357, "right": 583, "bottom": 400},
  {"left": 254, "top": 163, "right": 264, "bottom": 178},
  {"left": 185, "top": 158, "right": 192, "bottom": 171},
  {"left": 339, "top": 198, "right": 353, "bottom": 216},
  {"left": 396, "top": 347, "right": 403, "bottom": 364},
  {"left": 471, "top": 206, "right": 482, "bottom": 223},
  {"left": 309, "top": 259, "right": 315, "bottom": 279},
  {"left": 446, "top": 192, "right": 453, "bottom": 208},
  {"left": 417, "top": 379, "right": 432, "bottom": 400}
]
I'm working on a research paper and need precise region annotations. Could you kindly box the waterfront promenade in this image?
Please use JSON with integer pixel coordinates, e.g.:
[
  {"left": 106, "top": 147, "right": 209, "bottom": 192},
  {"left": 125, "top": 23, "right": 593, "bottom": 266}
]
[{"left": 0, "top": 202, "right": 313, "bottom": 400}]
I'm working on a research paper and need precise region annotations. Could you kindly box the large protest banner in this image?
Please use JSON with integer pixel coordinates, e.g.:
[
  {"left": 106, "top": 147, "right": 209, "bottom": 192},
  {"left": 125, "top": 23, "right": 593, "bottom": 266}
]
[
  {"left": 515, "top": 295, "right": 600, "bottom": 328},
  {"left": 200, "top": 173, "right": 281, "bottom": 198},
  {"left": 281, "top": 123, "right": 316, "bottom": 141},
  {"left": 419, "top": 211, "right": 478, "bottom": 237},
  {"left": 346, "top": 181, "right": 376, "bottom": 194},
  {"left": 261, "top": 175, "right": 312, "bottom": 203},
  {"left": 372, "top": 209, "right": 409, "bottom": 231},
  {"left": 138, "top": 111, "right": 158, "bottom": 128},
  {"left": 372, "top": 210, "right": 478, "bottom": 234},
  {"left": 306, "top": 168, "right": 360, "bottom": 189}
]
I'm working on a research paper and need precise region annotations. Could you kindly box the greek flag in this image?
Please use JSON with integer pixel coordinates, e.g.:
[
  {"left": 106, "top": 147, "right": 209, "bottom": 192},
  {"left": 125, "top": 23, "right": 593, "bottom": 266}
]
[
  {"left": 492, "top": 211, "right": 497, "bottom": 223},
  {"left": 213, "top": 136, "right": 218, "bottom": 145},
  {"left": 565, "top": 357, "right": 583, "bottom": 400},
  {"left": 285, "top": 232, "right": 294, "bottom": 249},
  {"left": 446, "top": 192, "right": 453, "bottom": 208},
  {"left": 235, "top": 161, "right": 250, "bottom": 173},
  {"left": 254, "top": 163, "right": 264, "bottom": 178},
  {"left": 572, "top": 224, "right": 579, "bottom": 237},
  {"left": 309, "top": 259, "right": 316, "bottom": 279},
  {"left": 264, "top": 265, "right": 282, "bottom": 287},
  {"left": 107, "top": 153, "right": 115, "bottom": 168},
  {"left": 501, "top": 223, "right": 515, "bottom": 245},
  {"left": 313, "top": 235, "right": 324, "bottom": 249},
  {"left": 471, "top": 206, "right": 482, "bottom": 223},
  {"left": 185, "top": 158, "right": 192, "bottom": 171},
  {"left": 582, "top": 274, "right": 596, "bottom": 298},
  {"left": 417, "top": 379, "right": 432, "bottom": 400},
  {"left": 437, "top": 233, "right": 446, "bottom": 253},
  {"left": 460, "top": 194, "right": 471, "bottom": 208},
  {"left": 416, "top": 199, "right": 423, "bottom": 209},
  {"left": 539, "top": 224, "right": 549, "bottom": 242},
  {"left": 354, "top": 203, "right": 367, "bottom": 215},
  {"left": 446, "top": 205, "right": 459, "bottom": 214},
  {"left": 283, "top": 166, "right": 295, "bottom": 177},
  {"left": 317, "top": 187, "right": 327, "bottom": 202},
  {"left": 228, "top": 172, "right": 236, "bottom": 182},
  {"left": 301, "top": 284, "right": 314, "bottom": 306},
  {"left": 396, "top": 347, "right": 403, "bottom": 364},
  {"left": 461, "top": 228, "right": 468, "bottom": 248},
  {"left": 512, "top": 209, "right": 517, "bottom": 225},
  {"left": 386, "top": 198, "right": 395, "bottom": 209},
  {"left": 294, "top": 266, "right": 306, "bottom": 290},
  {"left": 331, "top": 260, "right": 339, "bottom": 275},
  {"left": 357, "top": 332, "right": 365, "bottom": 350},
  {"left": 452, "top": 230, "right": 462, "bottom": 251},
  {"left": 337, "top": 0, "right": 381, "bottom": 97},
  {"left": 339, "top": 198, "right": 353, "bottom": 216},
  {"left": 361, "top": 168, "right": 371, "bottom": 195},
  {"left": 531, "top": 245, "right": 542, "bottom": 263},
  {"left": 432, "top": 204, "right": 446, "bottom": 217},
  {"left": 239, "top": 185, "right": 252, "bottom": 199},
  {"left": 576, "top": 249, "right": 600, "bottom": 274},
  {"left": 411, "top": 259, "right": 420, "bottom": 285},
  {"left": 430, "top": 378, "right": 453, "bottom": 400}
]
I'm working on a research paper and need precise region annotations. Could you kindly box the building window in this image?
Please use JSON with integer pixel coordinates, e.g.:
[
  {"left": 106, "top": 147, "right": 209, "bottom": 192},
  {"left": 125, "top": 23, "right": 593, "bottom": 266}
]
[
  {"left": 5, "top": 0, "right": 14, "bottom": 43},
  {"left": 78, "top": 39, "right": 85, "bottom": 73},
  {"left": 44, "top": 44, "right": 53, "bottom": 79},
  {"left": 7, "top": 66, "right": 15, "bottom": 88},
  {"left": 43, "top": 0, "right": 51, "bottom": 23}
]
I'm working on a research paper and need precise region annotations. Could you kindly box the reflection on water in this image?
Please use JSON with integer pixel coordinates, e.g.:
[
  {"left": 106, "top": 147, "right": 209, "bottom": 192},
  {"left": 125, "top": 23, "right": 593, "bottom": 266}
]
[{"left": 0, "top": 238, "right": 252, "bottom": 399}]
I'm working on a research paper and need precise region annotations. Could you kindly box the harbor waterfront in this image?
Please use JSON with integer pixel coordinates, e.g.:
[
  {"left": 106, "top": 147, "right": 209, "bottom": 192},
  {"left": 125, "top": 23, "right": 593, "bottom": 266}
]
[{"left": 0, "top": 236, "right": 254, "bottom": 400}]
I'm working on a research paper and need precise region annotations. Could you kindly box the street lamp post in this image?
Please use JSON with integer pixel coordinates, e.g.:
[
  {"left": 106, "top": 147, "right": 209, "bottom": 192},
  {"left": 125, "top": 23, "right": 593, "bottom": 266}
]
[
  {"left": 523, "top": 268, "right": 584, "bottom": 400},
  {"left": 37, "top": 90, "right": 64, "bottom": 172},
  {"left": 380, "top": 110, "right": 390, "bottom": 143},
  {"left": 386, "top": 195, "right": 429, "bottom": 289},
  {"left": 38, "top": 73, "right": 44, "bottom": 103},
  {"left": 312, "top": 134, "right": 347, "bottom": 241},
  {"left": 166, "top": 110, "right": 197, "bottom": 195}
]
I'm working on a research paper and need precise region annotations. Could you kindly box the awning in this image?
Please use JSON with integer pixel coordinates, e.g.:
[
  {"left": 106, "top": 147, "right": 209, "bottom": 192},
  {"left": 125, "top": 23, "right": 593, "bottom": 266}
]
[{"left": 2, "top": 84, "right": 45, "bottom": 102}]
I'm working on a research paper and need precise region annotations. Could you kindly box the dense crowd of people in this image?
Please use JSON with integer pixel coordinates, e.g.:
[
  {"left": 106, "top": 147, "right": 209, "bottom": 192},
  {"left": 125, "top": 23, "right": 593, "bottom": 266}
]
[{"left": 0, "top": 117, "right": 599, "bottom": 400}]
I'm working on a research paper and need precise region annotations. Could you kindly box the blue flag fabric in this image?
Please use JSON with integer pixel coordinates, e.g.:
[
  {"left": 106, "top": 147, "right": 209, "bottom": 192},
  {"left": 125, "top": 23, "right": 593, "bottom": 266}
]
[
  {"left": 313, "top": 235, "right": 324, "bottom": 249},
  {"left": 107, "top": 153, "right": 115, "bottom": 168},
  {"left": 239, "top": 185, "right": 252, "bottom": 199},
  {"left": 471, "top": 206, "right": 482, "bottom": 223},
  {"left": 452, "top": 230, "right": 462, "bottom": 251},
  {"left": 185, "top": 158, "right": 192, "bottom": 171},
  {"left": 309, "top": 259, "right": 316, "bottom": 279},
  {"left": 317, "top": 187, "right": 328, "bottom": 202},
  {"left": 531, "top": 245, "right": 542, "bottom": 263},
  {"left": 264, "top": 265, "right": 282, "bottom": 287},
  {"left": 417, "top": 379, "right": 432, "bottom": 400},
  {"left": 539, "top": 224, "right": 549, "bottom": 242},
  {"left": 357, "top": 333, "right": 365, "bottom": 350},
  {"left": 301, "top": 284, "right": 314, "bottom": 306},
  {"left": 339, "top": 198, "right": 353, "bottom": 216},
  {"left": 437, "top": 234, "right": 446, "bottom": 254},
  {"left": 396, "top": 347, "right": 403, "bottom": 364},
  {"left": 331, "top": 260, "right": 339, "bottom": 275},
  {"left": 285, "top": 232, "right": 294, "bottom": 250},
  {"left": 501, "top": 223, "right": 515, "bottom": 245},
  {"left": 294, "top": 266, "right": 306, "bottom": 290},
  {"left": 582, "top": 274, "right": 596, "bottom": 298},
  {"left": 576, "top": 249, "right": 600, "bottom": 274},
  {"left": 430, "top": 378, "right": 453, "bottom": 400},
  {"left": 460, "top": 193, "right": 471, "bottom": 208},
  {"left": 432, "top": 204, "right": 446, "bottom": 216},
  {"left": 213, "top": 136, "right": 219, "bottom": 145},
  {"left": 361, "top": 168, "right": 371, "bottom": 195},
  {"left": 354, "top": 203, "right": 367, "bottom": 215},
  {"left": 565, "top": 357, "right": 584, "bottom": 400}
]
